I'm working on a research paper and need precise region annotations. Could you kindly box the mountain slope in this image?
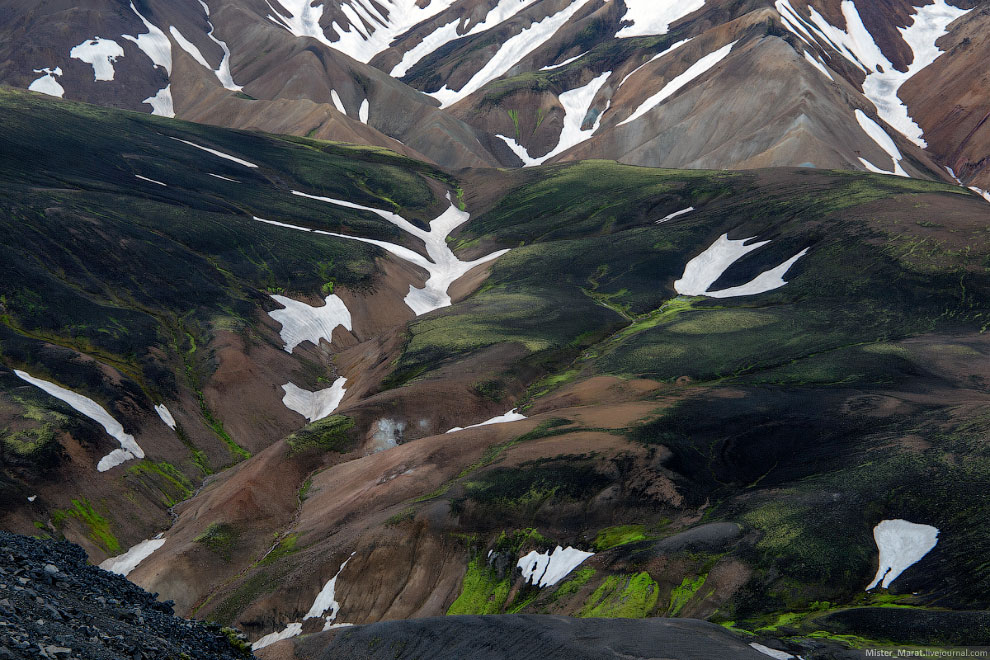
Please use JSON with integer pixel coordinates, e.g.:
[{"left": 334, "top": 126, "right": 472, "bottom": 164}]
[{"left": 3, "top": 90, "right": 990, "bottom": 657}]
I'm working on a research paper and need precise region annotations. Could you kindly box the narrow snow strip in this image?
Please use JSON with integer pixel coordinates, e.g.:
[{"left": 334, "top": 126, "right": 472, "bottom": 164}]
[
  {"left": 268, "top": 293, "right": 352, "bottom": 353},
  {"left": 70, "top": 38, "right": 124, "bottom": 81},
  {"left": 122, "top": 2, "right": 172, "bottom": 74},
  {"left": 517, "top": 546, "right": 593, "bottom": 587},
  {"left": 168, "top": 137, "right": 258, "bottom": 168},
  {"left": 135, "top": 174, "right": 167, "bottom": 187},
  {"left": 359, "top": 98, "right": 370, "bottom": 123},
  {"left": 331, "top": 90, "right": 347, "bottom": 115},
  {"left": 774, "top": 0, "right": 818, "bottom": 48},
  {"left": 866, "top": 519, "right": 939, "bottom": 590},
  {"left": 28, "top": 68, "right": 64, "bottom": 97},
  {"left": 143, "top": 85, "right": 175, "bottom": 118},
  {"left": 199, "top": 0, "right": 242, "bottom": 90},
  {"left": 968, "top": 186, "right": 990, "bottom": 204},
  {"left": 497, "top": 70, "right": 610, "bottom": 166},
  {"left": 170, "top": 27, "right": 212, "bottom": 69},
  {"left": 657, "top": 206, "right": 694, "bottom": 223},
  {"left": 266, "top": 0, "right": 336, "bottom": 50},
  {"left": 99, "top": 535, "right": 166, "bottom": 577},
  {"left": 750, "top": 643, "right": 798, "bottom": 660},
  {"left": 429, "top": 0, "right": 596, "bottom": 108},
  {"left": 673, "top": 234, "right": 808, "bottom": 298},
  {"left": 539, "top": 50, "right": 588, "bottom": 70},
  {"left": 855, "top": 109, "right": 908, "bottom": 177},
  {"left": 251, "top": 622, "right": 302, "bottom": 651},
  {"left": 282, "top": 378, "right": 347, "bottom": 423},
  {"left": 616, "top": 38, "right": 692, "bottom": 91},
  {"left": 446, "top": 408, "right": 526, "bottom": 434},
  {"left": 155, "top": 404, "right": 176, "bottom": 430},
  {"left": 802, "top": 51, "right": 833, "bottom": 81},
  {"left": 208, "top": 173, "right": 238, "bottom": 182},
  {"left": 13, "top": 370, "right": 144, "bottom": 471},
  {"left": 616, "top": 0, "right": 705, "bottom": 38},
  {"left": 619, "top": 41, "right": 736, "bottom": 126},
  {"left": 305, "top": 552, "right": 355, "bottom": 630},
  {"left": 255, "top": 216, "right": 311, "bottom": 231}
]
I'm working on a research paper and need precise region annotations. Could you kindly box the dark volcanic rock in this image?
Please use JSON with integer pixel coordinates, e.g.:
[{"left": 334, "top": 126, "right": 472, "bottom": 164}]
[
  {"left": 0, "top": 531, "right": 253, "bottom": 660},
  {"left": 304, "top": 614, "right": 775, "bottom": 660}
]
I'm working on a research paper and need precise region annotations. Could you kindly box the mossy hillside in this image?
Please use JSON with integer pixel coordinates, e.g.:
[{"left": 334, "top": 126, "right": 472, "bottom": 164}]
[
  {"left": 579, "top": 572, "right": 660, "bottom": 618},
  {"left": 51, "top": 498, "right": 119, "bottom": 554},
  {"left": 126, "top": 460, "right": 195, "bottom": 508},
  {"left": 447, "top": 556, "right": 512, "bottom": 615},
  {"left": 285, "top": 415, "right": 356, "bottom": 455}
]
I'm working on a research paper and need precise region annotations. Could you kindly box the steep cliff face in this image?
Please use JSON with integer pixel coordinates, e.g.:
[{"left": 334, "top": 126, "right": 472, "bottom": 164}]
[{"left": 2, "top": 0, "right": 988, "bottom": 188}]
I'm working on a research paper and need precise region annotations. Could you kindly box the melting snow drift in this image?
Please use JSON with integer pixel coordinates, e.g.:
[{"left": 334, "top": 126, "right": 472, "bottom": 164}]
[
  {"left": 674, "top": 234, "right": 808, "bottom": 298},
  {"left": 517, "top": 546, "right": 594, "bottom": 587},
  {"left": 28, "top": 67, "right": 64, "bottom": 97},
  {"left": 14, "top": 370, "right": 144, "bottom": 471},
  {"left": 99, "top": 535, "right": 166, "bottom": 577},
  {"left": 282, "top": 378, "right": 347, "bottom": 422},
  {"left": 268, "top": 294, "right": 352, "bottom": 353},
  {"left": 866, "top": 519, "right": 939, "bottom": 590}
]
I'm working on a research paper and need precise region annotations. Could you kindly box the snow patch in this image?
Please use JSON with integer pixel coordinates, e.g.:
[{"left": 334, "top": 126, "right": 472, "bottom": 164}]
[
  {"left": 208, "top": 173, "right": 238, "bottom": 182},
  {"left": 268, "top": 293, "right": 352, "bottom": 353},
  {"left": 27, "top": 496, "right": 37, "bottom": 503},
  {"left": 497, "top": 70, "right": 610, "bottom": 166},
  {"left": 866, "top": 519, "right": 939, "bottom": 590},
  {"left": 750, "top": 643, "right": 799, "bottom": 660},
  {"left": 169, "top": 137, "right": 257, "bottom": 168},
  {"left": 657, "top": 207, "right": 694, "bottom": 223},
  {"left": 331, "top": 90, "right": 346, "bottom": 115},
  {"left": 155, "top": 404, "right": 177, "bottom": 430},
  {"left": 802, "top": 51, "right": 833, "bottom": 81},
  {"left": 28, "top": 68, "right": 64, "bottom": 97},
  {"left": 674, "top": 234, "right": 808, "bottom": 298},
  {"left": 968, "top": 186, "right": 990, "bottom": 204},
  {"left": 446, "top": 409, "right": 526, "bottom": 434},
  {"left": 143, "top": 85, "right": 175, "bottom": 118},
  {"left": 429, "top": 0, "right": 596, "bottom": 108},
  {"left": 99, "top": 535, "right": 166, "bottom": 577},
  {"left": 70, "top": 38, "right": 124, "bottom": 81},
  {"left": 619, "top": 41, "right": 736, "bottom": 126},
  {"left": 359, "top": 98, "right": 369, "bottom": 123},
  {"left": 517, "top": 546, "right": 593, "bottom": 587},
  {"left": 282, "top": 378, "right": 347, "bottom": 423},
  {"left": 855, "top": 109, "right": 908, "bottom": 177},
  {"left": 251, "top": 622, "right": 302, "bottom": 651},
  {"left": 123, "top": 2, "right": 172, "bottom": 74},
  {"left": 13, "top": 370, "right": 144, "bottom": 471},
  {"left": 616, "top": 0, "right": 706, "bottom": 38},
  {"left": 135, "top": 174, "right": 166, "bottom": 187},
  {"left": 305, "top": 552, "right": 355, "bottom": 628}
]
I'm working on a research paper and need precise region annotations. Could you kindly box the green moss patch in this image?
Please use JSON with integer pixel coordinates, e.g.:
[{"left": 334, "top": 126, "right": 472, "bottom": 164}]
[{"left": 579, "top": 572, "right": 660, "bottom": 618}]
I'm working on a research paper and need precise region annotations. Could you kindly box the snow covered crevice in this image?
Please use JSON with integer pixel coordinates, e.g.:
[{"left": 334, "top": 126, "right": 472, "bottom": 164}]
[
  {"left": 282, "top": 378, "right": 347, "bottom": 422},
  {"left": 99, "top": 534, "right": 166, "bottom": 577},
  {"left": 268, "top": 293, "right": 353, "bottom": 353},
  {"left": 619, "top": 41, "right": 737, "bottom": 127},
  {"left": 252, "top": 552, "right": 355, "bottom": 650},
  {"left": 70, "top": 38, "right": 124, "bottom": 81},
  {"left": 866, "top": 519, "right": 939, "bottom": 590},
  {"left": 13, "top": 370, "right": 144, "bottom": 472},
  {"left": 517, "top": 546, "right": 593, "bottom": 587},
  {"left": 616, "top": 0, "right": 706, "bottom": 38},
  {"left": 290, "top": 191, "right": 510, "bottom": 315},
  {"left": 445, "top": 408, "right": 526, "bottom": 434},
  {"left": 674, "top": 234, "right": 808, "bottom": 298},
  {"left": 429, "top": 0, "right": 596, "bottom": 108},
  {"left": 28, "top": 67, "right": 64, "bottom": 97},
  {"left": 497, "top": 70, "right": 610, "bottom": 167}
]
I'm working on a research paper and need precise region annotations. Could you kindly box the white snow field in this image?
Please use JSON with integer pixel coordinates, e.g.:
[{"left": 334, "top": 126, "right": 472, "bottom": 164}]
[
  {"left": 123, "top": 2, "right": 172, "bottom": 73},
  {"left": 445, "top": 408, "right": 527, "bottom": 434},
  {"left": 155, "top": 404, "right": 177, "bottom": 430},
  {"left": 135, "top": 174, "right": 166, "bottom": 186},
  {"left": 304, "top": 552, "right": 355, "bottom": 629},
  {"left": 70, "top": 38, "right": 124, "bottom": 81},
  {"left": 169, "top": 137, "right": 258, "bottom": 168},
  {"left": 855, "top": 109, "right": 909, "bottom": 177},
  {"left": 391, "top": 0, "right": 542, "bottom": 77},
  {"left": 28, "top": 68, "right": 64, "bottom": 97},
  {"left": 497, "top": 70, "right": 610, "bottom": 166},
  {"left": 281, "top": 378, "right": 347, "bottom": 422},
  {"left": 430, "top": 0, "right": 596, "bottom": 108},
  {"left": 99, "top": 535, "right": 166, "bottom": 577},
  {"left": 517, "top": 546, "right": 594, "bottom": 587},
  {"left": 251, "top": 622, "right": 303, "bottom": 651},
  {"left": 619, "top": 41, "right": 737, "bottom": 126},
  {"left": 291, "top": 191, "right": 510, "bottom": 315},
  {"left": 616, "top": 0, "right": 706, "bottom": 38},
  {"left": 866, "top": 519, "right": 939, "bottom": 590},
  {"left": 674, "top": 234, "right": 808, "bottom": 298},
  {"left": 268, "top": 293, "right": 353, "bottom": 353},
  {"left": 199, "top": 0, "right": 242, "bottom": 90},
  {"left": 13, "top": 370, "right": 144, "bottom": 471},
  {"left": 657, "top": 207, "right": 694, "bottom": 224}
]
